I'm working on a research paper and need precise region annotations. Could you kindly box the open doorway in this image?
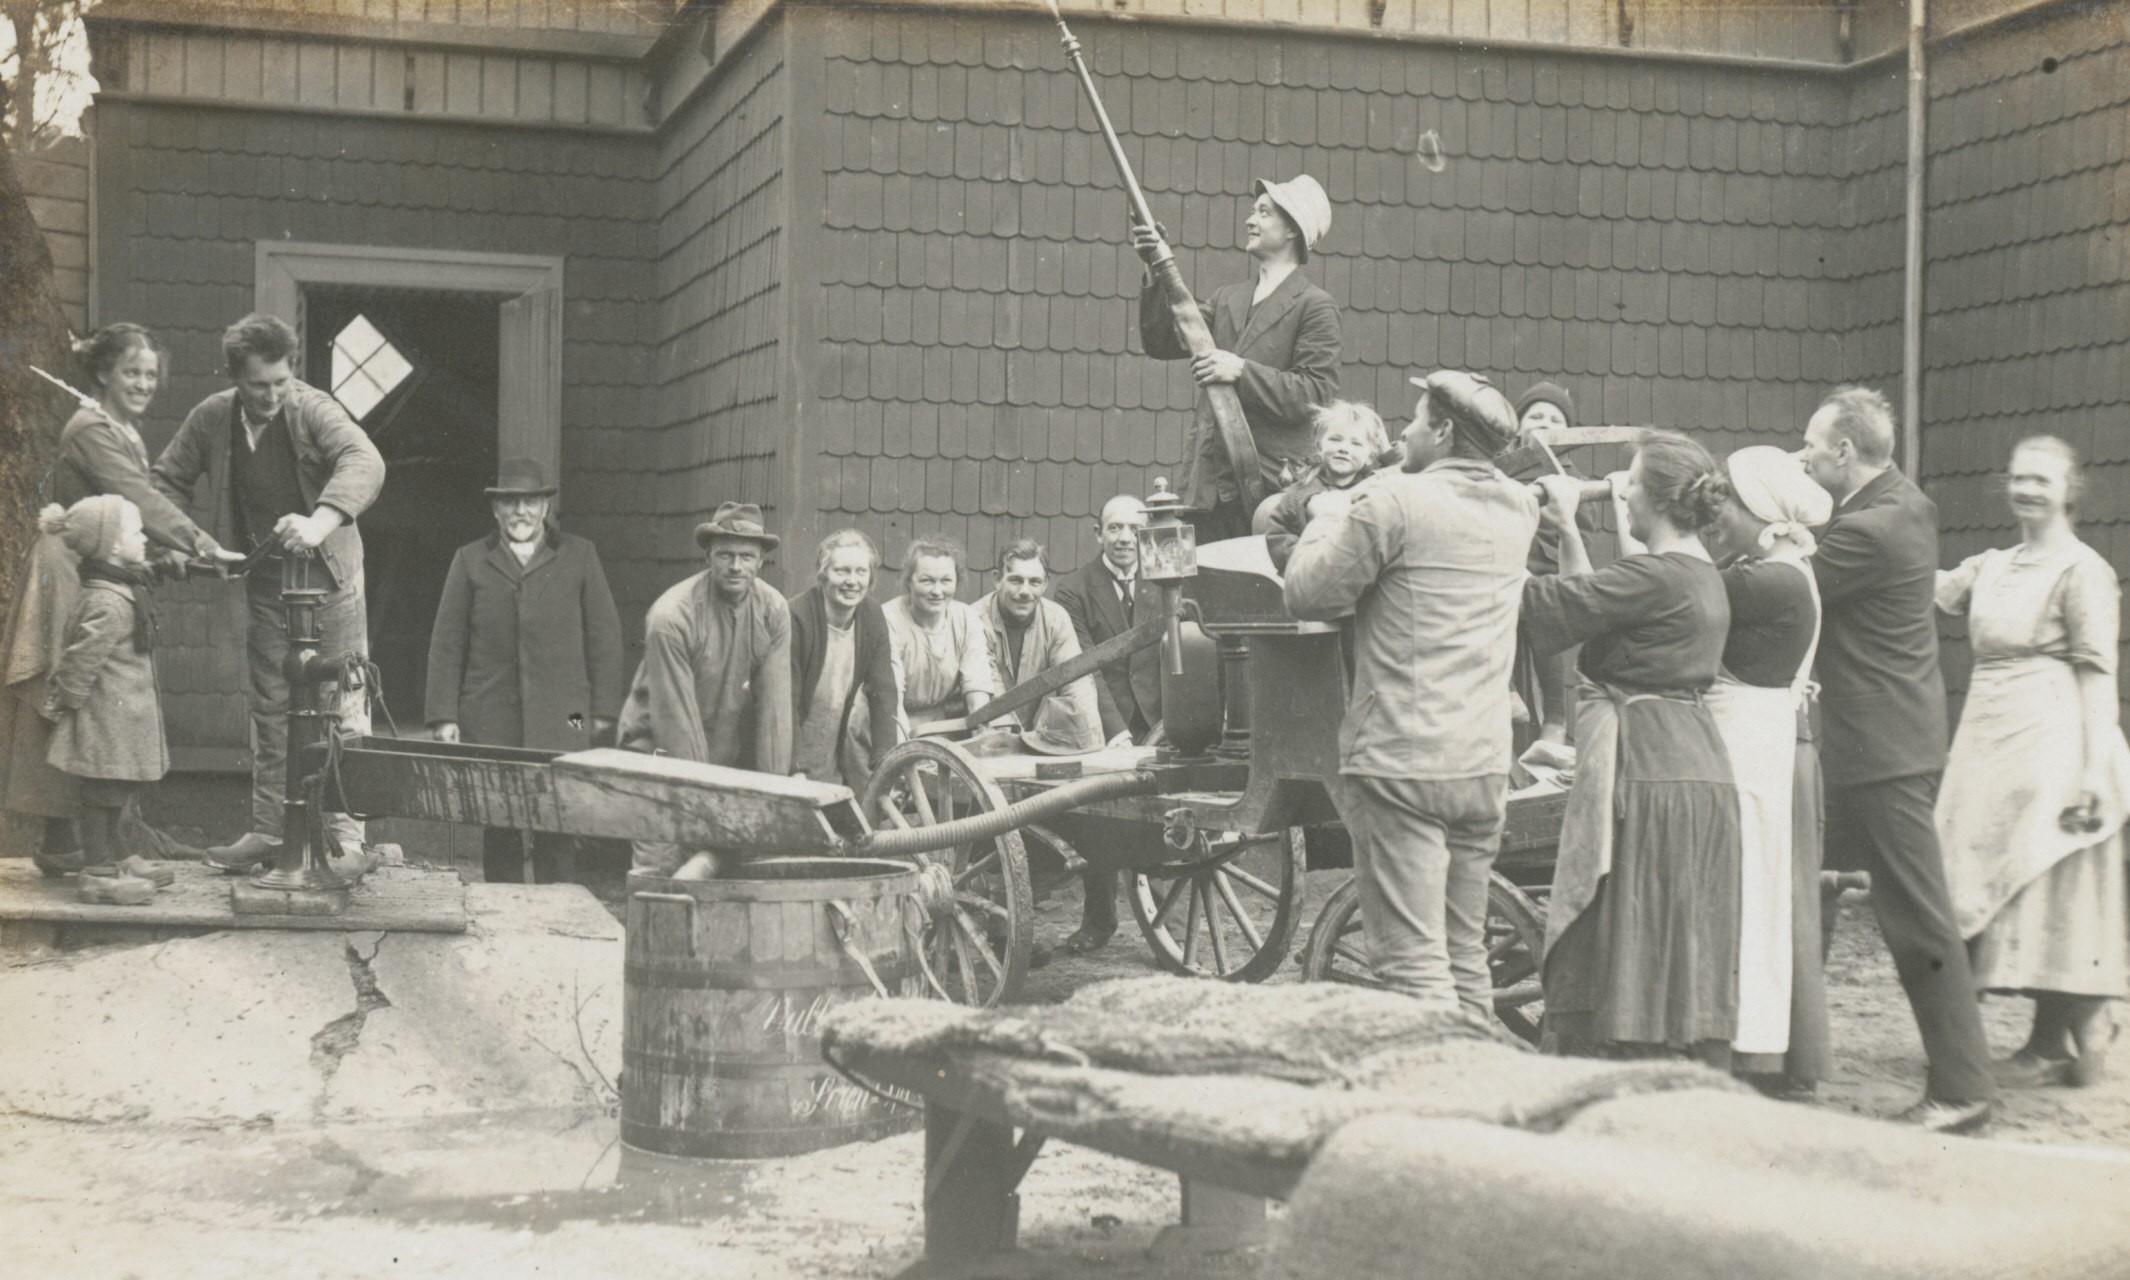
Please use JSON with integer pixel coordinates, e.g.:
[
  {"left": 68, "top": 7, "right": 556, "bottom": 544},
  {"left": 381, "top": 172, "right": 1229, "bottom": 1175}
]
[{"left": 302, "top": 286, "right": 501, "bottom": 730}]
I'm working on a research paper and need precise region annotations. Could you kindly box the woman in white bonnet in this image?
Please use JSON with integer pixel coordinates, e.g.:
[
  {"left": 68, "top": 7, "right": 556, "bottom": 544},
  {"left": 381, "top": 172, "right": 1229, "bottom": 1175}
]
[{"left": 1698, "top": 445, "right": 1836, "bottom": 1095}]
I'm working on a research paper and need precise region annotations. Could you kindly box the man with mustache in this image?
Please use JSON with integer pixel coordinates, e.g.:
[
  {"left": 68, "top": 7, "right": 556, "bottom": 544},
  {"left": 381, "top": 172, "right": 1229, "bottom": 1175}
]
[
  {"left": 973, "top": 540, "right": 1104, "bottom": 755},
  {"left": 424, "top": 458, "right": 624, "bottom": 883},
  {"left": 617, "top": 502, "right": 793, "bottom": 878}
]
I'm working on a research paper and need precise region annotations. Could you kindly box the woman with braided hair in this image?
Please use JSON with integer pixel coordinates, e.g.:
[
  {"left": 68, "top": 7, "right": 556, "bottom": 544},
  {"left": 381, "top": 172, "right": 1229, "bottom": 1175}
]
[{"left": 1521, "top": 431, "right": 1743, "bottom": 1064}]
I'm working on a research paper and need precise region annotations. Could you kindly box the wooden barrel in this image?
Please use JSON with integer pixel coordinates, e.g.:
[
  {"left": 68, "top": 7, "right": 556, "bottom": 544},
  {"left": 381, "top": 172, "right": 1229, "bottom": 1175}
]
[{"left": 621, "top": 856, "right": 922, "bottom": 1159}]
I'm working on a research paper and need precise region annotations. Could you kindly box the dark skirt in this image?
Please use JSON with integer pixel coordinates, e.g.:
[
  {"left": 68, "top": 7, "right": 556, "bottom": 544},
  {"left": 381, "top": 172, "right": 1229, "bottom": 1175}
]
[{"left": 1547, "top": 695, "right": 1743, "bottom": 1050}]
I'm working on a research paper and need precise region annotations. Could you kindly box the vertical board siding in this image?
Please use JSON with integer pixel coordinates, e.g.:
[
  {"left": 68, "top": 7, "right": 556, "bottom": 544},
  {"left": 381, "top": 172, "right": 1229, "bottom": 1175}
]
[
  {"left": 1911, "top": 9, "right": 2130, "bottom": 710},
  {"left": 647, "top": 16, "right": 787, "bottom": 594},
  {"left": 91, "top": 100, "right": 658, "bottom": 755},
  {"left": 800, "top": 7, "right": 1852, "bottom": 581}
]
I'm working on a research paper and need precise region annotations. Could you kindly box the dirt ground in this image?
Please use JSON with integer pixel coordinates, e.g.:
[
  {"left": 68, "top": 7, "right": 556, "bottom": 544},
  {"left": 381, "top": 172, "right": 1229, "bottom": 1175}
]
[{"left": 3, "top": 863, "right": 2126, "bottom": 1280}]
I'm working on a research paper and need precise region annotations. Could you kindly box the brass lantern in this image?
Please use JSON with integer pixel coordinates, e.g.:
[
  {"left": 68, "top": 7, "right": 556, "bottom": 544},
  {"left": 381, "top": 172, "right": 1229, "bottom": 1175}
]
[{"left": 1135, "top": 478, "right": 1196, "bottom": 675}]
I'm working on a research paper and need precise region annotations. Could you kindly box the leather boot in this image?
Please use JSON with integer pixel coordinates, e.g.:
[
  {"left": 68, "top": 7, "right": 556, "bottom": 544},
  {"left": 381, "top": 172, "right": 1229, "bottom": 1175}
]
[{"left": 1061, "top": 867, "right": 1119, "bottom": 955}]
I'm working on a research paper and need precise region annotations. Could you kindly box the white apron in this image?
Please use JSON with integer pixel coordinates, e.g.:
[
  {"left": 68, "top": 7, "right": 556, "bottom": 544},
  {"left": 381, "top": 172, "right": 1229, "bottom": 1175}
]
[{"left": 1703, "top": 557, "right": 1819, "bottom": 1057}]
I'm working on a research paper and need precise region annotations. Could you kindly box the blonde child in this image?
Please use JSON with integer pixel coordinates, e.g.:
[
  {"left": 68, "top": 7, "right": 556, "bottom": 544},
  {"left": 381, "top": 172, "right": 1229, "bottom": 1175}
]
[
  {"left": 1262, "top": 400, "right": 1390, "bottom": 571},
  {"left": 38, "top": 495, "right": 172, "bottom": 904}
]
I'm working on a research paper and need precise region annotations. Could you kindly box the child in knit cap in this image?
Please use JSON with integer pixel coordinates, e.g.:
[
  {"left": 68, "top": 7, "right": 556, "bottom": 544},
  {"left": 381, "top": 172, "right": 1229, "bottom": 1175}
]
[{"left": 38, "top": 494, "right": 173, "bottom": 904}]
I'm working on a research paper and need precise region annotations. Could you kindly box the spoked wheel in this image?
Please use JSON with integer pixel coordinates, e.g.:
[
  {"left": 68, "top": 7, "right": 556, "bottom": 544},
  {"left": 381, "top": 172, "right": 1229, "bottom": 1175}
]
[
  {"left": 860, "top": 737, "right": 1033, "bottom": 1008},
  {"left": 1299, "top": 872, "right": 1550, "bottom": 1046},
  {"left": 1127, "top": 827, "right": 1303, "bottom": 983}
]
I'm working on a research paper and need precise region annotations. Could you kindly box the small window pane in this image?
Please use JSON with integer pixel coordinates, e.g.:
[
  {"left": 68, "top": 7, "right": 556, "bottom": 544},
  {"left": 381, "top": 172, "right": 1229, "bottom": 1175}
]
[{"left": 328, "top": 314, "right": 413, "bottom": 421}]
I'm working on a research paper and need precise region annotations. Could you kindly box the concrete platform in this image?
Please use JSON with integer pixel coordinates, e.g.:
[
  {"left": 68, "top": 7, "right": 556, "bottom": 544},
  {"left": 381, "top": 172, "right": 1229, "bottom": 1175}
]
[
  {"left": 0, "top": 881, "right": 624, "bottom": 1128},
  {"left": 0, "top": 861, "right": 467, "bottom": 938}
]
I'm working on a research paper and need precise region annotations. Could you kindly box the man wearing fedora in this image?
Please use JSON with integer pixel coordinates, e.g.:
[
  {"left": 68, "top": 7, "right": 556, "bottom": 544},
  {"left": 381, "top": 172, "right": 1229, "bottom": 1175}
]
[
  {"left": 424, "top": 458, "right": 625, "bottom": 883},
  {"left": 617, "top": 502, "right": 793, "bottom": 877},
  {"left": 1132, "top": 174, "right": 1345, "bottom": 541},
  {"left": 974, "top": 539, "right": 1104, "bottom": 755}
]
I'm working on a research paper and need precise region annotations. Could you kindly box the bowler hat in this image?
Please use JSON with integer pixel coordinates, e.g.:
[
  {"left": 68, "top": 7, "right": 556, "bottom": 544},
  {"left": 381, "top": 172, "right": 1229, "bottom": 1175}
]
[
  {"left": 1254, "top": 175, "right": 1333, "bottom": 261},
  {"left": 485, "top": 458, "right": 558, "bottom": 498},
  {"left": 694, "top": 501, "right": 781, "bottom": 551}
]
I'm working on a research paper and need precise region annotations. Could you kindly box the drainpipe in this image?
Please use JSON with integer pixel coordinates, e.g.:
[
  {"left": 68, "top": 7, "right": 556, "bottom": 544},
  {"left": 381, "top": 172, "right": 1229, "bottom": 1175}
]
[{"left": 1901, "top": 0, "right": 1928, "bottom": 478}]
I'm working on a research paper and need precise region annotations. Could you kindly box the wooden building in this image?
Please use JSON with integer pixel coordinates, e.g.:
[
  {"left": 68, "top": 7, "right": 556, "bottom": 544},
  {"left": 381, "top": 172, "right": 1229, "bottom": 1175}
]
[{"left": 20, "top": 0, "right": 2129, "bottom": 766}]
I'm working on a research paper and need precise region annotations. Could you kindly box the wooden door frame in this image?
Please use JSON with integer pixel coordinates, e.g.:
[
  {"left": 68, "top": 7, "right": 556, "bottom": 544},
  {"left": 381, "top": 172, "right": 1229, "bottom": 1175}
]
[{"left": 254, "top": 241, "right": 565, "bottom": 480}]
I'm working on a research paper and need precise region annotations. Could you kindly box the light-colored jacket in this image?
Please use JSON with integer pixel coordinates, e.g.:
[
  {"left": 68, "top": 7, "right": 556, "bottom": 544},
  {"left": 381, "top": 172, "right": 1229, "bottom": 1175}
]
[
  {"left": 1284, "top": 457, "right": 1538, "bottom": 780},
  {"left": 974, "top": 591, "right": 1106, "bottom": 751},
  {"left": 44, "top": 578, "right": 168, "bottom": 782},
  {"left": 152, "top": 380, "right": 385, "bottom": 590}
]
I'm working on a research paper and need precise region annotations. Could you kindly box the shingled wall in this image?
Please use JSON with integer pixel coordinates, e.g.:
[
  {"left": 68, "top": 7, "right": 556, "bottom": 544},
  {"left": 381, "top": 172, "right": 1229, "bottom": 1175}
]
[
  {"left": 644, "top": 13, "right": 789, "bottom": 594},
  {"left": 793, "top": 5, "right": 1861, "bottom": 581},
  {"left": 1913, "top": 5, "right": 2130, "bottom": 706},
  {"left": 90, "top": 101, "right": 656, "bottom": 760}
]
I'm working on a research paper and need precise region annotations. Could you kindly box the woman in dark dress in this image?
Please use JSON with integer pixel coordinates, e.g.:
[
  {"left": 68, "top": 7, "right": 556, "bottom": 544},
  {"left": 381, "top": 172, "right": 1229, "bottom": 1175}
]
[
  {"left": 1, "top": 325, "right": 239, "bottom": 872},
  {"left": 1523, "top": 432, "right": 1742, "bottom": 1064}
]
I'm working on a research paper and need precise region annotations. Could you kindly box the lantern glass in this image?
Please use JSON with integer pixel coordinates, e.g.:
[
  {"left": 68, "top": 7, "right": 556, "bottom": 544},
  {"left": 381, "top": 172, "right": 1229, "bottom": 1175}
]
[{"left": 1137, "top": 520, "right": 1196, "bottom": 583}]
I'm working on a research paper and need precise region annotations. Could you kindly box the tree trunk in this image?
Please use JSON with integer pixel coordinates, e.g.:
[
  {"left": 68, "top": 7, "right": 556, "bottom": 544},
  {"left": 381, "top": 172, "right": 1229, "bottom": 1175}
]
[
  {"left": 0, "top": 136, "right": 73, "bottom": 854},
  {"left": 0, "top": 141, "right": 71, "bottom": 598}
]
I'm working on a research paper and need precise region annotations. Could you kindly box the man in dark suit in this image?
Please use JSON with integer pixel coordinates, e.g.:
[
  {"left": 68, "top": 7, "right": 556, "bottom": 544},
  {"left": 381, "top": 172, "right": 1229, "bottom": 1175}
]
[
  {"left": 1133, "top": 175, "right": 1344, "bottom": 541},
  {"left": 1052, "top": 493, "right": 1161, "bottom": 953},
  {"left": 1804, "top": 385, "right": 1996, "bottom": 1133}
]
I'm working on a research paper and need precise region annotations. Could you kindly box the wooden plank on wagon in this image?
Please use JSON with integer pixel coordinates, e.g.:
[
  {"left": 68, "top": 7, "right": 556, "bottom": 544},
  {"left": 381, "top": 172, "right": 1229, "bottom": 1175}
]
[{"left": 547, "top": 749, "right": 866, "bottom": 854}]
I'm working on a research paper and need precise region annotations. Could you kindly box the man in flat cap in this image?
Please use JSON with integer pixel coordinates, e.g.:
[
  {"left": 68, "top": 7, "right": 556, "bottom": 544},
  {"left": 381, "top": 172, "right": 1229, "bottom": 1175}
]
[
  {"left": 1133, "top": 175, "right": 1345, "bottom": 541},
  {"left": 1283, "top": 372, "right": 1538, "bottom": 1021},
  {"left": 618, "top": 501, "right": 793, "bottom": 877},
  {"left": 424, "top": 458, "right": 625, "bottom": 883}
]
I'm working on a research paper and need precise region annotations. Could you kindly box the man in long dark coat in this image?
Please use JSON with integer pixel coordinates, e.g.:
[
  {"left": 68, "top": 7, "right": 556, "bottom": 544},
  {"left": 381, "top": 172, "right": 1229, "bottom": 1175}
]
[
  {"left": 1802, "top": 385, "right": 1997, "bottom": 1133},
  {"left": 425, "top": 458, "right": 625, "bottom": 883},
  {"left": 1133, "top": 175, "right": 1344, "bottom": 540}
]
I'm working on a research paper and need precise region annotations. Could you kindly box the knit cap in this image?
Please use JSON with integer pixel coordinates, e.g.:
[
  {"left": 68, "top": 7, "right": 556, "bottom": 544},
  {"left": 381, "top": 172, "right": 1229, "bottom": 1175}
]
[{"left": 39, "top": 494, "right": 132, "bottom": 563}]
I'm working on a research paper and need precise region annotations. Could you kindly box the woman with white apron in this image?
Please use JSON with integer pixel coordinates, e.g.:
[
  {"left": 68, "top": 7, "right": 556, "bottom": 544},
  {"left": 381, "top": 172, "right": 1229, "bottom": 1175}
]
[
  {"left": 1694, "top": 447, "right": 1834, "bottom": 1089},
  {"left": 1936, "top": 435, "right": 2130, "bottom": 1088}
]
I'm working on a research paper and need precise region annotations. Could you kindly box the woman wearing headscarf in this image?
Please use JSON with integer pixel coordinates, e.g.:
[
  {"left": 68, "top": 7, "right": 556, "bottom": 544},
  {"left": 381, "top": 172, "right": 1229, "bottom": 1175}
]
[
  {"left": 1935, "top": 435, "right": 2130, "bottom": 1087},
  {"left": 1, "top": 325, "right": 239, "bottom": 873},
  {"left": 1700, "top": 447, "right": 1836, "bottom": 1093},
  {"left": 1522, "top": 432, "right": 1742, "bottom": 1064}
]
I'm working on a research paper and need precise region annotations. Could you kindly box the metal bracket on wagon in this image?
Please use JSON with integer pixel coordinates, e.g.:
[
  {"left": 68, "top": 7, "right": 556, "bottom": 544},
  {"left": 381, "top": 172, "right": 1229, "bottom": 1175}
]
[{"left": 1162, "top": 807, "right": 1200, "bottom": 852}]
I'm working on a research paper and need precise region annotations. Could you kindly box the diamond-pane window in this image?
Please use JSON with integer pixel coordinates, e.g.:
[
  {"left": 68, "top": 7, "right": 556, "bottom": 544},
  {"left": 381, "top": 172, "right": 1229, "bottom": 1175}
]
[{"left": 330, "top": 315, "right": 412, "bottom": 420}]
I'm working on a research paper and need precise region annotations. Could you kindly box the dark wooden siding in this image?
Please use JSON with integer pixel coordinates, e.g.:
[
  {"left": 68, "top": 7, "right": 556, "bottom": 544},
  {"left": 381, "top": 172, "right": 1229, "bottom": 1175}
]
[
  {"left": 1914, "top": 7, "right": 2130, "bottom": 708},
  {"left": 92, "top": 100, "right": 656, "bottom": 759},
  {"left": 643, "top": 14, "right": 788, "bottom": 592},
  {"left": 794, "top": 7, "right": 1856, "bottom": 583}
]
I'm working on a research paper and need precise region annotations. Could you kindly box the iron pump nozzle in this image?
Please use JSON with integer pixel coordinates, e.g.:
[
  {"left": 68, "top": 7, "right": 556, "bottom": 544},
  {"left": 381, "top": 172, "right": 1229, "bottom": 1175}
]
[{"left": 1134, "top": 478, "right": 1197, "bottom": 677}]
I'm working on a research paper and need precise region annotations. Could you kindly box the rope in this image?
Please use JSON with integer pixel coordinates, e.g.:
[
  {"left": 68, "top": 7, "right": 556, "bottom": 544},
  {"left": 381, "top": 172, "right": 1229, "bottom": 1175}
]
[{"left": 827, "top": 900, "right": 893, "bottom": 1000}]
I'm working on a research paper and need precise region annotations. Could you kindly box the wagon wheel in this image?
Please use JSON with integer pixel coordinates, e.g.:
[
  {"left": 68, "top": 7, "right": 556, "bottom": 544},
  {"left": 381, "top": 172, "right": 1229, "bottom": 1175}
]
[
  {"left": 860, "top": 737, "right": 1033, "bottom": 1008},
  {"left": 1127, "top": 827, "right": 1303, "bottom": 983},
  {"left": 1299, "top": 873, "right": 1550, "bottom": 1046}
]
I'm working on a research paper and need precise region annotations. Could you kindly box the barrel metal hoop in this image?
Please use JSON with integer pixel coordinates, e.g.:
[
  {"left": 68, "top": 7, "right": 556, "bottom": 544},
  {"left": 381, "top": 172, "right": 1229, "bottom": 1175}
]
[
  {"left": 621, "top": 1049, "right": 860, "bottom": 1080},
  {"left": 622, "top": 961, "right": 914, "bottom": 991}
]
